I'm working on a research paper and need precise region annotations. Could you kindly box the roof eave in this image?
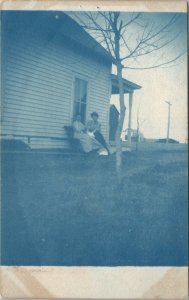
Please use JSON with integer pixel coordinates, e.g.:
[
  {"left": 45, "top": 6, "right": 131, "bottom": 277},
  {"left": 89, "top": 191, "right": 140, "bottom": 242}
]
[{"left": 111, "top": 74, "right": 142, "bottom": 94}]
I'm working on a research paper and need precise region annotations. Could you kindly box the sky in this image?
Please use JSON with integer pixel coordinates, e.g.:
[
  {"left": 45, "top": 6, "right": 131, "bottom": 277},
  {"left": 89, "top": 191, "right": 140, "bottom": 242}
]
[
  {"left": 117, "top": 12, "right": 188, "bottom": 143},
  {"left": 71, "top": 11, "right": 188, "bottom": 143}
]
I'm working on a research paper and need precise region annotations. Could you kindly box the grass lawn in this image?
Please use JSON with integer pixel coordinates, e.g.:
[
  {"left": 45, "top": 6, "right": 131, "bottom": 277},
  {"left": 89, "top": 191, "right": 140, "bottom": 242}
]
[{"left": 1, "top": 145, "right": 188, "bottom": 266}]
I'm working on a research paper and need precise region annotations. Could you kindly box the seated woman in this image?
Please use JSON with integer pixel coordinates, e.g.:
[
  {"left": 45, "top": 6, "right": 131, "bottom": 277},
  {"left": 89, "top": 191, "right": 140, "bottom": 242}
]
[
  {"left": 86, "top": 112, "right": 110, "bottom": 155},
  {"left": 73, "top": 115, "right": 101, "bottom": 153}
]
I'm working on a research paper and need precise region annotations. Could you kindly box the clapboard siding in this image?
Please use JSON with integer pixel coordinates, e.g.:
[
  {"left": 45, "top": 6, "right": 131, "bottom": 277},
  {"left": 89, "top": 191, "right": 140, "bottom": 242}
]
[
  {"left": 5, "top": 88, "right": 71, "bottom": 106},
  {"left": 2, "top": 114, "right": 67, "bottom": 128},
  {"left": 6, "top": 68, "right": 70, "bottom": 88},
  {"left": 4, "top": 96, "right": 70, "bottom": 113},
  {"left": 2, "top": 124, "right": 65, "bottom": 136},
  {"left": 2, "top": 123, "right": 66, "bottom": 136},
  {"left": 3, "top": 103, "right": 68, "bottom": 119},
  {"left": 2, "top": 12, "right": 112, "bottom": 149}
]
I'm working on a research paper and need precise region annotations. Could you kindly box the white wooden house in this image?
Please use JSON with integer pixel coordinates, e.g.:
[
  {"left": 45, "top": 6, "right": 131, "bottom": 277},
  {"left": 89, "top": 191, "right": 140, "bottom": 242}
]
[{"left": 1, "top": 11, "right": 141, "bottom": 149}]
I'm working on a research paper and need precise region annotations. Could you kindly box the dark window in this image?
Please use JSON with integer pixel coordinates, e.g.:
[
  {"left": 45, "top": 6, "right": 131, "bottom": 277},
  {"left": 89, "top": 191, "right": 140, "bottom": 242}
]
[{"left": 73, "top": 78, "right": 87, "bottom": 123}]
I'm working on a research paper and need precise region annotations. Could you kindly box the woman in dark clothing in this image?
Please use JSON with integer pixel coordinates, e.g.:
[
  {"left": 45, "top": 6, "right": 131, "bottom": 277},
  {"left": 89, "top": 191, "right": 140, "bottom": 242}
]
[{"left": 86, "top": 112, "right": 110, "bottom": 155}]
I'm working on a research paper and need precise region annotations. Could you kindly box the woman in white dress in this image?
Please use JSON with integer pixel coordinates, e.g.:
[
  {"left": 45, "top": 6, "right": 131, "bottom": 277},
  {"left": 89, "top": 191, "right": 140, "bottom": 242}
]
[{"left": 73, "top": 115, "right": 101, "bottom": 153}]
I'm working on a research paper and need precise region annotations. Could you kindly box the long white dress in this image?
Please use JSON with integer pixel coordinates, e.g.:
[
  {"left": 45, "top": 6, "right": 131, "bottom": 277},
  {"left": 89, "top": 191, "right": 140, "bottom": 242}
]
[{"left": 73, "top": 121, "right": 101, "bottom": 153}]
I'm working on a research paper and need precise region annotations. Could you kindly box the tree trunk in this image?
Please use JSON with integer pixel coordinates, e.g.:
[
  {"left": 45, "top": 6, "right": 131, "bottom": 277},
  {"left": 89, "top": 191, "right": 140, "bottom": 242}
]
[
  {"left": 115, "top": 63, "right": 125, "bottom": 183},
  {"left": 136, "top": 126, "right": 139, "bottom": 151},
  {"left": 136, "top": 116, "right": 139, "bottom": 151},
  {"left": 128, "top": 92, "right": 133, "bottom": 148}
]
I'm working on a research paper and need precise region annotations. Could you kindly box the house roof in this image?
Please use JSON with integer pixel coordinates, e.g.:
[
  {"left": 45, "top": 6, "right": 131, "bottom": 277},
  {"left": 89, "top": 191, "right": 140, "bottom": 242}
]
[
  {"left": 3, "top": 11, "right": 113, "bottom": 64},
  {"left": 3, "top": 11, "right": 142, "bottom": 90},
  {"left": 111, "top": 74, "right": 142, "bottom": 94}
]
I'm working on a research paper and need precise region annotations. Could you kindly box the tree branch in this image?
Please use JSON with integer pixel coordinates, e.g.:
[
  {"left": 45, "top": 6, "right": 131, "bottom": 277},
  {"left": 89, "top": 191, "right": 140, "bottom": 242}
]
[{"left": 124, "top": 51, "right": 186, "bottom": 69}]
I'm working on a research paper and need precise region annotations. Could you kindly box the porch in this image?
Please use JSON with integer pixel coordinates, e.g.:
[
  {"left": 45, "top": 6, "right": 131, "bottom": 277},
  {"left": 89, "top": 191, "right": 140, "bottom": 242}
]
[{"left": 110, "top": 74, "right": 142, "bottom": 147}]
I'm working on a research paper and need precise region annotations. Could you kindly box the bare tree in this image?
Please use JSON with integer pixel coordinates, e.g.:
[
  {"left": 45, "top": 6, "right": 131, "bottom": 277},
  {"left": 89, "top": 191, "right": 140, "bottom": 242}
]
[{"left": 71, "top": 11, "right": 185, "bottom": 180}]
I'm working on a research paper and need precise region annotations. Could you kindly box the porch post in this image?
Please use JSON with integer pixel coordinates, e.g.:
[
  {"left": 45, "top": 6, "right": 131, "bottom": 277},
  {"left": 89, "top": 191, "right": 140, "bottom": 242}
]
[{"left": 127, "top": 91, "right": 133, "bottom": 147}]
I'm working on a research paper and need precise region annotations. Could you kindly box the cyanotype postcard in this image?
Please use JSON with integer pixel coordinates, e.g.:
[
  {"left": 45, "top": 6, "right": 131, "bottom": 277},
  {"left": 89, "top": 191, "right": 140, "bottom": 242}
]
[{"left": 0, "top": 0, "right": 188, "bottom": 298}]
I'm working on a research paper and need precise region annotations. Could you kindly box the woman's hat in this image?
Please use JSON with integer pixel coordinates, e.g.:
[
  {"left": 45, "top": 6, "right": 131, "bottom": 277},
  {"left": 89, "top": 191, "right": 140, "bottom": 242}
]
[{"left": 91, "top": 112, "right": 99, "bottom": 117}]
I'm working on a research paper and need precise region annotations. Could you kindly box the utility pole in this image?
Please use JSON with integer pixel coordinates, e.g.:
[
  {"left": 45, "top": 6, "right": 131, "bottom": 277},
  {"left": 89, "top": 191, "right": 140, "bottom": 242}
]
[{"left": 165, "top": 101, "right": 172, "bottom": 144}]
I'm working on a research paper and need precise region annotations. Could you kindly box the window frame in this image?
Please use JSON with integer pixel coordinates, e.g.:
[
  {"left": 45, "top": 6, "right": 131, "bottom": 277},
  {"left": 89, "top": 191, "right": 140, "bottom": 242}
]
[{"left": 71, "top": 74, "right": 89, "bottom": 125}]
